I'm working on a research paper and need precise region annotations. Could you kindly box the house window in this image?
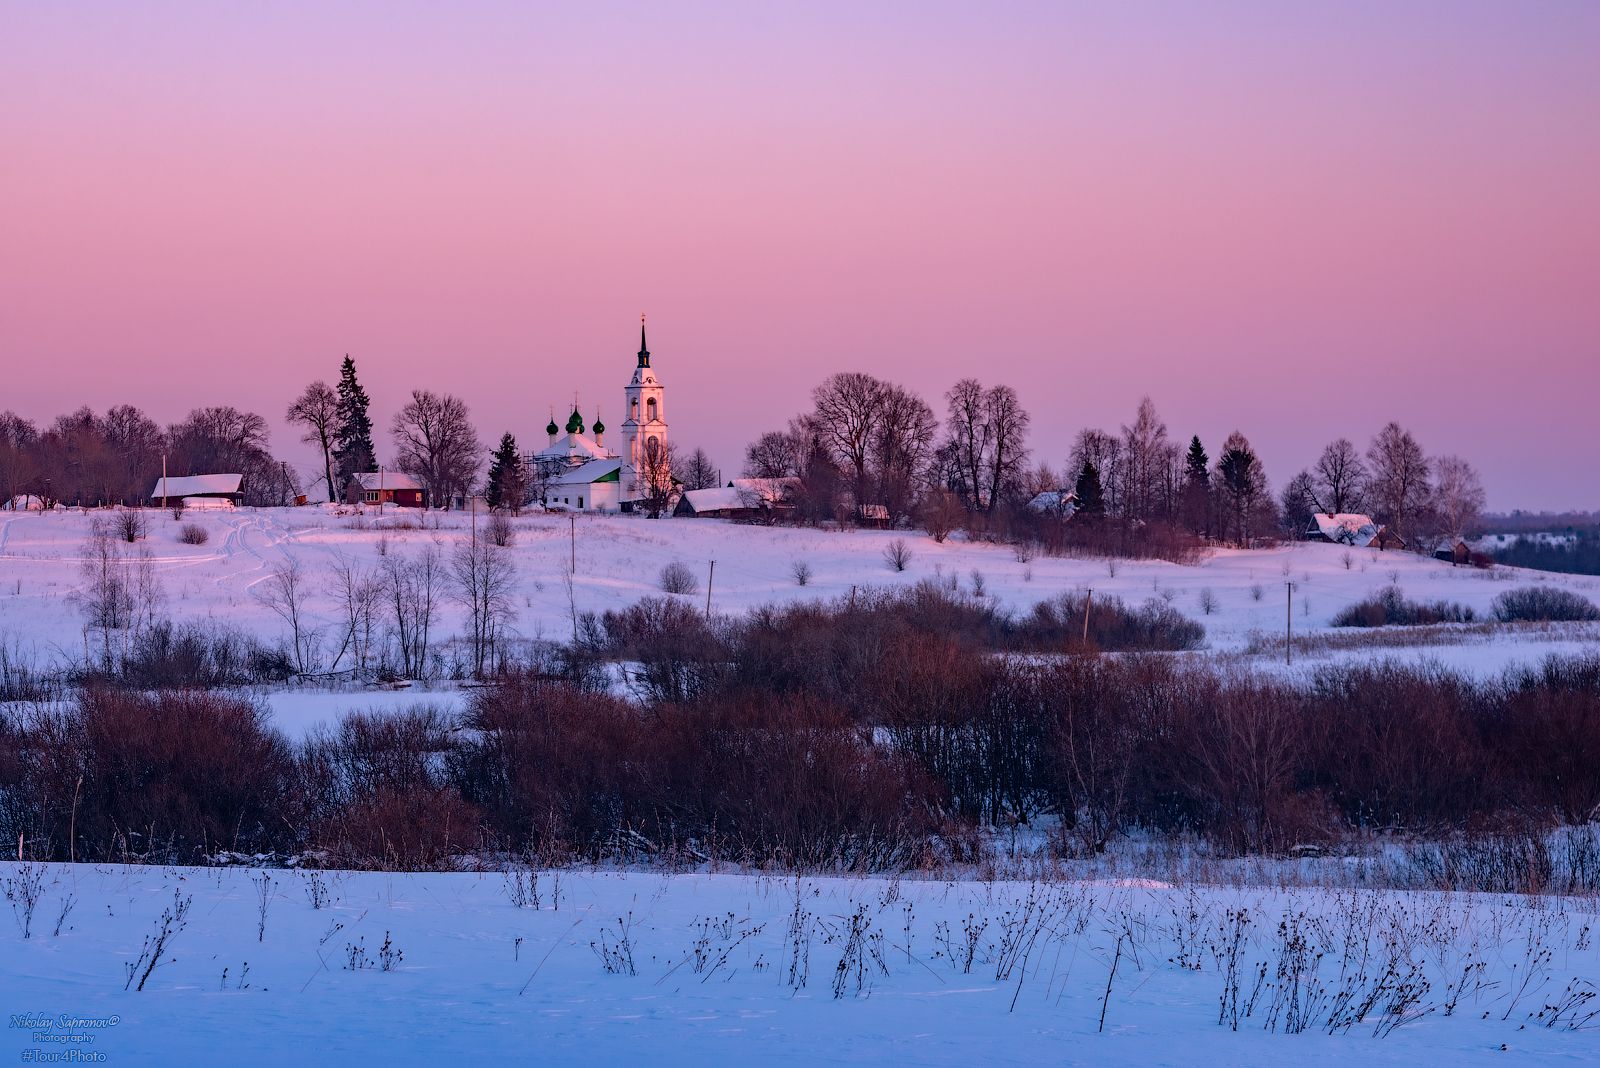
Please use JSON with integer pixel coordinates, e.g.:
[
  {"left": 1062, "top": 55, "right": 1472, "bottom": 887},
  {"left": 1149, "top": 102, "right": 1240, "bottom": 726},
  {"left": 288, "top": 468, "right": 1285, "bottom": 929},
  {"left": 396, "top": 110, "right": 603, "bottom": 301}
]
[{"left": 365, "top": 491, "right": 378, "bottom": 503}]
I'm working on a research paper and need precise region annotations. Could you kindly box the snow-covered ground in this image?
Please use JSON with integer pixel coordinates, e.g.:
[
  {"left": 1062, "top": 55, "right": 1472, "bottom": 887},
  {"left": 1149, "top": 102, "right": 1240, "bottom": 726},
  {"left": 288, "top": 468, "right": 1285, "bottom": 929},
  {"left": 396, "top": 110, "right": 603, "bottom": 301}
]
[
  {"left": 2, "top": 506, "right": 1597, "bottom": 734},
  {"left": 2, "top": 861, "right": 1596, "bottom": 1066}
]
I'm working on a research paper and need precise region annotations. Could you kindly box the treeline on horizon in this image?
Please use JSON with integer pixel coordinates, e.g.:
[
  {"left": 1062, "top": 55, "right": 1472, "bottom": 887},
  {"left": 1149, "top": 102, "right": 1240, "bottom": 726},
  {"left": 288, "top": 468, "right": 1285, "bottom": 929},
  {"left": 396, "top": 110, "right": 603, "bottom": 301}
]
[
  {"left": 3, "top": 585, "right": 1598, "bottom": 874},
  {"left": 0, "top": 358, "right": 1500, "bottom": 557}
]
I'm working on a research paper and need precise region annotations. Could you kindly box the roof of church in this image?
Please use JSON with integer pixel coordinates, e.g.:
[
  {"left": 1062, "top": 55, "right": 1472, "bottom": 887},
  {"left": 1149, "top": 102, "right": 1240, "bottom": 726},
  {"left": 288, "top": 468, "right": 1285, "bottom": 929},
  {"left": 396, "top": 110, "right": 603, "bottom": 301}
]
[
  {"left": 534, "top": 433, "right": 615, "bottom": 462},
  {"left": 548, "top": 458, "right": 623, "bottom": 486}
]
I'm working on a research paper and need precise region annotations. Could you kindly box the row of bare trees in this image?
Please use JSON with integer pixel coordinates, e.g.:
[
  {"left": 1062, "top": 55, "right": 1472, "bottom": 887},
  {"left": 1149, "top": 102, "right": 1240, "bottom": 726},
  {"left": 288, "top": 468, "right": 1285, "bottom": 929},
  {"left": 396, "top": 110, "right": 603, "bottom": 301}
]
[
  {"left": 743, "top": 373, "right": 1025, "bottom": 525},
  {"left": 249, "top": 540, "right": 515, "bottom": 680},
  {"left": 1281, "top": 423, "right": 1486, "bottom": 549},
  {"left": 0, "top": 405, "right": 293, "bottom": 508}
]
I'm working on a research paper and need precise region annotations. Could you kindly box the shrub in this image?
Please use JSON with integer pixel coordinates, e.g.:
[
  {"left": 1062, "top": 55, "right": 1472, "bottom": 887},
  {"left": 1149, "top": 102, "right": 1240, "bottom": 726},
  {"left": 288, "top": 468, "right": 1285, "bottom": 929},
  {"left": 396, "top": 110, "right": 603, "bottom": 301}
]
[
  {"left": 117, "top": 510, "right": 147, "bottom": 543},
  {"left": 2, "top": 689, "right": 297, "bottom": 863},
  {"left": 883, "top": 539, "right": 912, "bottom": 572},
  {"left": 177, "top": 523, "right": 209, "bottom": 545},
  {"left": 1491, "top": 586, "right": 1600, "bottom": 623},
  {"left": 486, "top": 512, "right": 515, "bottom": 548},
  {"left": 1021, "top": 593, "right": 1205, "bottom": 652},
  {"left": 1331, "top": 586, "right": 1476, "bottom": 627},
  {"left": 659, "top": 561, "right": 699, "bottom": 595},
  {"left": 791, "top": 560, "right": 812, "bottom": 586}
]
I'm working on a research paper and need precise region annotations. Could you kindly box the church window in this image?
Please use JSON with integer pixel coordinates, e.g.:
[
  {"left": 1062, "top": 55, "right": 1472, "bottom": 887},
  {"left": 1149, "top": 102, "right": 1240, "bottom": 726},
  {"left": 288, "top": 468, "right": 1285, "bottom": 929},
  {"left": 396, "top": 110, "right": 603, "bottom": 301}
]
[{"left": 646, "top": 398, "right": 658, "bottom": 421}]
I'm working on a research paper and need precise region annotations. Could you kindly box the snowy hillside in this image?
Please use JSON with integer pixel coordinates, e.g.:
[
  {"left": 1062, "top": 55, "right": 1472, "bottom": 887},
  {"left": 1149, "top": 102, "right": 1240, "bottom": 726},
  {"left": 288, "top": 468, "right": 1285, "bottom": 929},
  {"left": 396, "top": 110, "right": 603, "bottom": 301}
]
[
  {"left": 3, "top": 861, "right": 1597, "bottom": 1066},
  {"left": 3, "top": 507, "right": 1596, "bottom": 660}
]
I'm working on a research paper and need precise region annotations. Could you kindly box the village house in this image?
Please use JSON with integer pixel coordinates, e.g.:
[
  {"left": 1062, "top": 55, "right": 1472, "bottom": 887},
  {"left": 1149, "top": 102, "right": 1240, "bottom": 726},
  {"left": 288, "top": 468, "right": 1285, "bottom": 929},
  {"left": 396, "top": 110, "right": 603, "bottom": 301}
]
[{"left": 345, "top": 471, "right": 427, "bottom": 509}]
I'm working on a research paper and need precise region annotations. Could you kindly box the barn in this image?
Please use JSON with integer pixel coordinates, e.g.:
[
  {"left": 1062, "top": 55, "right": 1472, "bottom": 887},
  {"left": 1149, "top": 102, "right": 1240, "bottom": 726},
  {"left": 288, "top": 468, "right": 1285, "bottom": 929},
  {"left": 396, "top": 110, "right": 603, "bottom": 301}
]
[
  {"left": 674, "top": 478, "right": 796, "bottom": 521},
  {"left": 148, "top": 473, "right": 244, "bottom": 509}
]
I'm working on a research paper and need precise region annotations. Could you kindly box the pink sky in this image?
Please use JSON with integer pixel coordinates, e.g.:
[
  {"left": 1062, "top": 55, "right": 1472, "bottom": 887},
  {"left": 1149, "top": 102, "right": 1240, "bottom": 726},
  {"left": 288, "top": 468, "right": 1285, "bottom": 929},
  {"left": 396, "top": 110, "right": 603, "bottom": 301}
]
[{"left": 5, "top": 2, "right": 1597, "bottom": 509}]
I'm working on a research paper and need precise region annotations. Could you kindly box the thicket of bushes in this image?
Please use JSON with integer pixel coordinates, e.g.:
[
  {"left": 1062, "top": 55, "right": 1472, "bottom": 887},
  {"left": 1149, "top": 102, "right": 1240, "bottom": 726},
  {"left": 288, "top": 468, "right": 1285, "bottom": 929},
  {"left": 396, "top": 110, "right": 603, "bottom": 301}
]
[
  {"left": 3, "top": 587, "right": 1597, "bottom": 869},
  {"left": 1492, "top": 585, "right": 1600, "bottom": 623},
  {"left": 1331, "top": 586, "right": 1476, "bottom": 628}
]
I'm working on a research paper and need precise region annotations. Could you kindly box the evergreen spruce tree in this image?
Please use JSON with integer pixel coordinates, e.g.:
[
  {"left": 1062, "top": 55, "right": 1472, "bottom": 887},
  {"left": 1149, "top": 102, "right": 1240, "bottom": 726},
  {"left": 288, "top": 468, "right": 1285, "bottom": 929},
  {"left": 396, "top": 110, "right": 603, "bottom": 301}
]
[
  {"left": 1073, "top": 460, "right": 1105, "bottom": 516},
  {"left": 485, "top": 432, "right": 521, "bottom": 510},
  {"left": 1184, "top": 436, "right": 1209, "bottom": 486},
  {"left": 1181, "top": 435, "right": 1211, "bottom": 536},
  {"left": 332, "top": 355, "right": 376, "bottom": 491}
]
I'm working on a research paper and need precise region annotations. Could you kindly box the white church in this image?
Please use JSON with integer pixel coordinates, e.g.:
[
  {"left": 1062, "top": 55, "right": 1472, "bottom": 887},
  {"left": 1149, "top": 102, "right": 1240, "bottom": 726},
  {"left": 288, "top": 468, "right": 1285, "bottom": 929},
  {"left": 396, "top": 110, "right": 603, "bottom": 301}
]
[{"left": 531, "top": 318, "right": 671, "bottom": 512}]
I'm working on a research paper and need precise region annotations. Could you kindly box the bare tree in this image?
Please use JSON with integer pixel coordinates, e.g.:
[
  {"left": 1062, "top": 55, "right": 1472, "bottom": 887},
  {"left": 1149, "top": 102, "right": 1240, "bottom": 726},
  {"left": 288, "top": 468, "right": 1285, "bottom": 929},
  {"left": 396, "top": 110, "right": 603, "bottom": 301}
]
[
  {"left": 743, "top": 429, "right": 801, "bottom": 479},
  {"left": 1365, "top": 422, "right": 1431, "bottom": 542},
  {"left": 1311, "top": 438, "right": 1367, "bottom": 515},
  {"left": 255, "top": 561, "right": 319, "bottom": 674},
  {"left": 812, "top": 372, "right": 886, "bottom": 511},
  {"left": 637, "top": 436, "right": 679, "bottom": 518},
  {"left": 382, "top": 546, "right": 444, "bottom": 678},
  {"left": 166, "top": 407, "right": 284, "bottom": 506},
  {"left": 328, "top": 555, "right": 380, "bottom": 676},
  {"left": 391, "top": 390, "right": 483, "bottom": 509},
  {"left": 0, "top": 411, "right": 39, "bottom": 508},
  {"left": 681, "top": 447, "right": 719, "bottom": 491},
  {"left": 942, "top": 379, "right": 992, "bottom": 511},
  {"left": 452, "top": 538, "right": 516, "bottom": 678},
  {"left": 1280, "top": 471, "right": 1317, "bottom": 536},
  {"left": 286, "top": 381, "right": 340, "bottom": 506},
  {"left": 77, "top": 518, "right": 161, "bottom": 667},
  {"left": 871, "top": 384, "right": 938, "bottom": 524},
  {"left": 1119, "top": 397, "right": 1169, "bottom": 524},
  {"left": 983, "top": 384, "right": 1030, "bottom": 514},
  {"left": 1430, "top": 455, "right": 1486, "bottom": 537}
]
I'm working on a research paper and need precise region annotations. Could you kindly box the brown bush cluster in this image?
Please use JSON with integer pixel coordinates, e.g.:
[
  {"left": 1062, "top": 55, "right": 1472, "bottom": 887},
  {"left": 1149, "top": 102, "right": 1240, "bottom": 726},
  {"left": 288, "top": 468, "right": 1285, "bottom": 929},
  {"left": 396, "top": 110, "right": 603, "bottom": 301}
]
[{"left": 2, "top": 591, "right": 1596, "bottom": 869}]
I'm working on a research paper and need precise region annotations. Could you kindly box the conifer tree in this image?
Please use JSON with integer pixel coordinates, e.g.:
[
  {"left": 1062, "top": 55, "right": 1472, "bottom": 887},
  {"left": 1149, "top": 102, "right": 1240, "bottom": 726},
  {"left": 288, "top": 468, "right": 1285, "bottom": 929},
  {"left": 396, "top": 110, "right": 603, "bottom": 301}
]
[
  {"left": 1183, "top": 436, "right": 1209, "bottom": 486},
  {"left": 1073, "top": 459, "right": 1105, "bottom": 517},
  {"left": 1181, "top": 435, "right": 1211, "bottom": 536},
  {"left": 485, "top": 432, "right": 525, "bottom": 511},
  {"left": 332, "top": 355, "right": 376, "bottom": 491}
]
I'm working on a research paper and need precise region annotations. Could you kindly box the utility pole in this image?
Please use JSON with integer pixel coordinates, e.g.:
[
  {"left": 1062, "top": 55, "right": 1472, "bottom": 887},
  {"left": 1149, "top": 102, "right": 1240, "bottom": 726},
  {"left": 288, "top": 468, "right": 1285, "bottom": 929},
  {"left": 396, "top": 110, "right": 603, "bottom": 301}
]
[
  {"left": 378, "top": 465, "right": 385, "bottom": 516},
  {"left": 161, "top": 454, "right": 168, "bottom": 512},
  {"left": 569, "top": 514, "right": 576, "bottom": 573},
  {"left": 705, "top": 559, "right": 715, "bottom": 619},
  {"left": 1082, "top": 588, "right": 1093, "bottom": 646},
  {"left": 1285, "top": 581, "right": 1292, "bottom": 665}
]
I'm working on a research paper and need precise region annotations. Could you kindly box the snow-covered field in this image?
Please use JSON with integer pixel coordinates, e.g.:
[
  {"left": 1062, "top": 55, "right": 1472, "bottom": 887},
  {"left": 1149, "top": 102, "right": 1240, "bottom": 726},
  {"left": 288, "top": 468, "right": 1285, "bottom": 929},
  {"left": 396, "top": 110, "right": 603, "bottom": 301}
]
[
  {"left": 3, "top": 861, "right": 1597, "bottom": 1065},
  {"left": 2, "top": 506, "right": 1598, "bottom": 738},
  {"left": 3, "top": 507, "right": 1596, "bottom": 651}
]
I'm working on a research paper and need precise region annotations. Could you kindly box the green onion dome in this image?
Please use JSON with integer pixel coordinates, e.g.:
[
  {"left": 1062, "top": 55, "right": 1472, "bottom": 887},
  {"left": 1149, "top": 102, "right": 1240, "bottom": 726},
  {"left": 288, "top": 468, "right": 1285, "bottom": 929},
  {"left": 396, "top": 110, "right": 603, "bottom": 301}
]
[
  {"left": 545, "top": 418, "right": 559, "bottom": 436},
  {"left": 565, "top": 408, "right": 584, "bottom": 434}
]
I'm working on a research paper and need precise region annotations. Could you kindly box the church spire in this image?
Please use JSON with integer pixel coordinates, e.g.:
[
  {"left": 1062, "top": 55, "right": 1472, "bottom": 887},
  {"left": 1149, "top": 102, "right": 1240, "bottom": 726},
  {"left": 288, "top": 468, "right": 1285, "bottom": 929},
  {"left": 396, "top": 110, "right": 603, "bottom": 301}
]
[{"left": 637, "top": 313, "right": 650, "bottom": 369}]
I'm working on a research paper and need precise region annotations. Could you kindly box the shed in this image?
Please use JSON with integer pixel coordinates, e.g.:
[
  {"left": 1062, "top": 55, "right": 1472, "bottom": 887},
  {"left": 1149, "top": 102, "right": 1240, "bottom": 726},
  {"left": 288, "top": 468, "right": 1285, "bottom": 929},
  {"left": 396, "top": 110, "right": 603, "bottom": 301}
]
[{"left": 149, "top": 473, "right": 244, "bottom": 507}]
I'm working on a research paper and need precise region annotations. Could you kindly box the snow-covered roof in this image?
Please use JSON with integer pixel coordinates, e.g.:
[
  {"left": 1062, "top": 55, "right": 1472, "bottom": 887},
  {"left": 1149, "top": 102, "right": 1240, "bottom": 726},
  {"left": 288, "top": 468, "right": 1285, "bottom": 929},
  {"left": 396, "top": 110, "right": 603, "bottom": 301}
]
[
  {"left": 535, "top": 433, "right": 615, "bottom": 462},
  {"left": 678, "top": 487, "right": 745, "bottom": 513},
  {"left": 1027, "top": 489, "right": 1078, "bottom": 515},
  {"left": 148, "top": 473, "right": 243, "bottom": 499},
  {"left": 548, "top": 459, "right": 622, "bottom": 486},
  {"left": 350, "top": 471, "right": 423, "bottom": 491},
  {"left": 1307, "top": 513, "right": 1380, "bottom": 547}
]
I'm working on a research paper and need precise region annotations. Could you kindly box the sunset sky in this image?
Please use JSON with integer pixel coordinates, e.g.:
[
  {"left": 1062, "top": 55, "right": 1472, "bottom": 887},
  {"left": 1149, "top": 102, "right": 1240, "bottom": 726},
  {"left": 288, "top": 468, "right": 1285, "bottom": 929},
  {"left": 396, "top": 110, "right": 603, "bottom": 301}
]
[{"left": 5, "top": 2, "right": 1597, "bottom": 509}]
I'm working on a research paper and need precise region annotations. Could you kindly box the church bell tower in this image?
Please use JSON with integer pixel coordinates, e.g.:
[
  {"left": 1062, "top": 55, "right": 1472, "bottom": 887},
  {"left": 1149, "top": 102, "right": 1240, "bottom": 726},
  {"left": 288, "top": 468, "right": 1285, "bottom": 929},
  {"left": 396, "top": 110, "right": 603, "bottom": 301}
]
[{"left": 621, "top": 314, "right": 668, "bottom": 497}]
